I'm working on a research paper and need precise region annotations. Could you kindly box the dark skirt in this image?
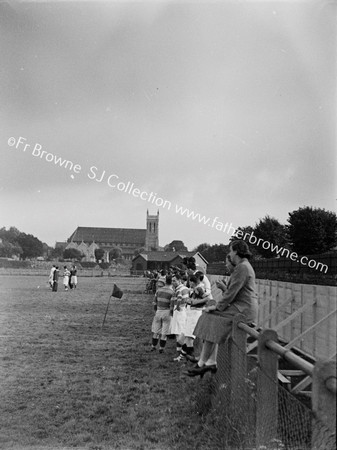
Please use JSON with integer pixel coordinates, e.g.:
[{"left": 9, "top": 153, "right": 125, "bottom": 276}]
[{"left": 193, "top": 305, "right": 240, "bottom": 344}]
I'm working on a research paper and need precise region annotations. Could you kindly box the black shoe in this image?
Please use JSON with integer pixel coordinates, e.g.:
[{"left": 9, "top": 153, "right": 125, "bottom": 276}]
[
  {"left": 186, "top": 365, "right": 217, "bottom": 378},
  {"left": 185, "top": 354, "right": 199, "bottom": 363},
  {"left": 205, "top": 364, "right": 217, "bottom": 374},
  {"left": 186, "top": 366, "right": 207, "bottom": 378}
]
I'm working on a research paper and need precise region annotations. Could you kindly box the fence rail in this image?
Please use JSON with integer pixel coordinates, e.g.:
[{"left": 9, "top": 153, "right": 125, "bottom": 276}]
[
  {"left": 200, "top": 314, "right": 336, "bottom": 449},
  {"left": 238, "top": 321, "right": 316, "bottom": 377},
  {"left": 208, "top": 276, "right": 337, "bottom": 361}
]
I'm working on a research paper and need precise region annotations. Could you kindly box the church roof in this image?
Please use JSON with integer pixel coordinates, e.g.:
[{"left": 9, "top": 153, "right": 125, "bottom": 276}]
[{"left": 68, "top": 227, "right": 146, "bottom": 245}]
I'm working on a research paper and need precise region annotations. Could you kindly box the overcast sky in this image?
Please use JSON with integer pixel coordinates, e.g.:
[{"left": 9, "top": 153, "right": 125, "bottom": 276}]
[{"left": 1, "top": 0, "right": 336, "bottom": 250}]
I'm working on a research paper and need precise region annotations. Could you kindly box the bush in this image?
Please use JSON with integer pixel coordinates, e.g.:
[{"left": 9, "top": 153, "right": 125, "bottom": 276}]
[
  {"left": 0, "top": 259, "right": 32, "bottom": 268},
  {"left": 80, "top": 262, "right": 99, "bottom": 269},
  {"left": 99, "top": 262, "right": 111, "bottom": 270}
]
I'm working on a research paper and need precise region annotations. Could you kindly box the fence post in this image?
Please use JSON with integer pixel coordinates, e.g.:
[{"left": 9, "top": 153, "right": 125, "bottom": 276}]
[
  {"left": 213, "top": 334, "right": 230, "bottom": 407},
  {"left": 312, "top": 360, "right": 337, "bottom": 450},
  {"left": 230, "top": 314, "right": 249, "bottom": 445},
  {"left": 256, "top": 329, "right": 278, "bottom": 449}
]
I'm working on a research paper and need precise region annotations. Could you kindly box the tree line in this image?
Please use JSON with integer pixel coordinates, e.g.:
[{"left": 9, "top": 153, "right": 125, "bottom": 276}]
[
  {"left": 192, "top": 206, "right": 337, "bottom": 263},
  {"left": 0, "top": 227, "right": 125, "bottom": 263},
  {"left": 2, "top": 206, "right": 336, "bottom": 262},
  {"left": 0, "top": 227, "right": 46, "bottom": 260}
]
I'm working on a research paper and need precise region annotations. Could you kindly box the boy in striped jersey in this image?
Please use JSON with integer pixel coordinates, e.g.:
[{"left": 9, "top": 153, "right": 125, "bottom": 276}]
[
  {"left": 151, "top": 275, "right": 174, "bottom": 353},
  {"left": 171, "top": 272, "right": 189, "bottom": 357}
]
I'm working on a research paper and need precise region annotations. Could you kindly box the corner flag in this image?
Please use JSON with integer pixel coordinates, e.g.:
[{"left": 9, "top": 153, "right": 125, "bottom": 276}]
[
  {"left": 101, "top": 284, "right": 124, "bottom": 329},
  {"left": 111, "top": 283, "right": 123, "bottom": 299}
]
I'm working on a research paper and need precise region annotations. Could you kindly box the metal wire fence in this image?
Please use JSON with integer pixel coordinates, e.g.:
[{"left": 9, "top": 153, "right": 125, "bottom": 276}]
[{"left": 194, "top": 334, "right": 336, "bottom": 450}]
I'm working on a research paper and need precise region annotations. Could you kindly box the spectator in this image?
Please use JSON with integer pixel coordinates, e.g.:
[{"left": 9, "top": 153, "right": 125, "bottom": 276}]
[
  {"left": 156, "top": 269, "right": 167, "bottom": 290},
  {"left": 187, "top": 240, "right": 258, "bottom": 377},
  {"left": 170, "top": 272, "right": 189, "bottom": 357},
  {"left": 186, "top": 255, "right": 235, "bottom": 365},
  {"left": 179, "top": 273, "right": 210, "bottom": 360},
  {"left": 150, "top": 275, "right": 174, "bottom": 353}
]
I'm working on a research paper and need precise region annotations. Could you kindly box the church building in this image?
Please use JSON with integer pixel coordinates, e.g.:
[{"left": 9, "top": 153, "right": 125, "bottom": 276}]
[{"left": 65, "top": 211, "right": 159, "bottom": 262}]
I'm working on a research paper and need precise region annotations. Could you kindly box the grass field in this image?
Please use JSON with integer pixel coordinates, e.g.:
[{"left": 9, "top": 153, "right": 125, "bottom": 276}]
[{"left": 0, "top": 275, "right": 216, "bottom": 450}]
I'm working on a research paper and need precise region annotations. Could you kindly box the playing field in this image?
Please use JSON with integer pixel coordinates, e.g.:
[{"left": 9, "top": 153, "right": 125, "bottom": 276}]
[{"left": 0, "top": 275, "right": 210, "bottom": 450}]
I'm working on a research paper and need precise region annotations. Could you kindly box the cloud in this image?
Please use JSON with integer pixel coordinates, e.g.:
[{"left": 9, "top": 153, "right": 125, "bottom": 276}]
[{"left": 1, "top": 1, "right": 335, "bottom": 249}]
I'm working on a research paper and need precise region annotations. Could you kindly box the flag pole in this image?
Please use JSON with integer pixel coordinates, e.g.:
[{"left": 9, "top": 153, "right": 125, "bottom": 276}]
[{"left": 101, "top": 294, "right": 113, "bottom": 329}]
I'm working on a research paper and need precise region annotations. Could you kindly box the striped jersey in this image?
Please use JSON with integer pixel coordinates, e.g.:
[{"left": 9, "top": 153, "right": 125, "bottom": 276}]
[
  {"left": 174, "top": 283, "right": 189, "bottom": 306},
  {"left": 154, "top": 285, "right": 174, "bottom": 310}
]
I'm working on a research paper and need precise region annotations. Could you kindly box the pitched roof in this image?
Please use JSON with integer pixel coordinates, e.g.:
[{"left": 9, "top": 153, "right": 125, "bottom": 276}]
[
  {"left": 68, "top": 227, "right": 146, "bottom": 245},
  {"left": 171, "top": 251, "right": 208, "bottom": 264},
  {"left": 133, "top": 251, "right": 208, "bottom": 263}
]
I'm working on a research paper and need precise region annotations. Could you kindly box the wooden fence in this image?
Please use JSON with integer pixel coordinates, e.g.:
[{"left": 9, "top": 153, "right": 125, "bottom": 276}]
[
  {"left": 205, "top": 315, "right": 336, "bottom": 449},
  {"left": 208, "top": 276, "right": 337, "bottom": 362}
]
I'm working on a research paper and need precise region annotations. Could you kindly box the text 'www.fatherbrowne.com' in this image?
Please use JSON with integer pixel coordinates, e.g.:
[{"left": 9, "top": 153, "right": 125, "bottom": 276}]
[
  {"left": 174, "top": 205, "right": 328, "bottom": 273},
  {"left": 6, "top": 136, "right": 329, "bottom": 273}
]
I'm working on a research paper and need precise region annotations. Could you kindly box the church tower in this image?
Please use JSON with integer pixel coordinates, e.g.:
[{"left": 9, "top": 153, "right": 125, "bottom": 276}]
[{"left": 145, "top": 210, "right": 159, "bottom": 251}]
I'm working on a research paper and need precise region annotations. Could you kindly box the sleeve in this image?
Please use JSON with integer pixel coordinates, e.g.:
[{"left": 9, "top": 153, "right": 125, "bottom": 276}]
[
  {"left": 203, "top": 276, "right": 212, "bottom": 296},
  {"left": 216, "top": 264, "right": 248, "bottom": 311},
  {"left": 180, "top": 287, "right": 189, "bottom": 304},
  {"left": 170, "top": 292, "right": 175, "bottom": 311},
  {"left": 195, "top": 286, "right": 203, "bottom": 297}
]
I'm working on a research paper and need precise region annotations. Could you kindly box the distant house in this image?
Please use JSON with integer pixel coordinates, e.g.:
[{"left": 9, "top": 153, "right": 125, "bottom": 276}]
[{"left": 132, "top": 251, "right": 208, "bottom": 274}]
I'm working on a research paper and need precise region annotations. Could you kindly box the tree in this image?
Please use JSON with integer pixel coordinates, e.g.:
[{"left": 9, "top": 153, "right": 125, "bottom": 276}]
[
  {"left": 94, "top": 248, "right": 105, "bottom": 262},
  {"left": 0, "top": 226, "right": 50, "bottom": 259},
  {"left": 253, "top": 215, "right": 289, "bottom": 258},
  {"left": 193, "top": 243, "right": 230, "bottom": 263},
  {"left": 63, "top": 248, "right": 84, "bottom": 261},
  {"left": 229, "top": 226, "right": 260, "bottom": 258},
  {"left": 16, "top": 233, "right": 44, "bottom": 259},
  {"left": 0, "top": 226, "right": 21, "bottom": 243},
  {"left": 50, "top": 246, "right": 64, "bottom": 259},
  {"left": 109, "top": 245, "right": 122, "bottom": 261},
  {"left": 0, "top": 227, "right": 23, "bottom": 258},
  {"left": 164, "top": 240, "right": 188, "bottom": 252},
  {"left": 42, "top": 243, "right": 52, "bottom": 258},
  {"left": 0, "top": 240, "right": 23, "bottom": 258},
  {"left": 287, "top": 206, "right": 337, "bottom": 255},
  {"left": 134, "top": 247, "right": 145, "bottom": 256},
  {"left": 193, "top": 243, "right": 210, "bottom": 254}
]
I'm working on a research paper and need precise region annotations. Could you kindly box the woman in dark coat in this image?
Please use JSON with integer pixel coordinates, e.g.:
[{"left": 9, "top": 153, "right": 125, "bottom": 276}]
[{"left": 187, "top": 240, "right": 258, "bottom": 377}]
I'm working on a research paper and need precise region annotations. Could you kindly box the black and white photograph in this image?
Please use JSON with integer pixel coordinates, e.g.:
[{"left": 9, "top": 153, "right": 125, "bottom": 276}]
[{"left": 0, "top": 1, "right": 336, "bottom": 449}]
